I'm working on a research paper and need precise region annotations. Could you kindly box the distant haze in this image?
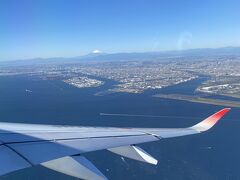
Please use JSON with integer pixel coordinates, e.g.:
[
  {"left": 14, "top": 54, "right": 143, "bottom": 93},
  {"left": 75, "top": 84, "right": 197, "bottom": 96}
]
[{"left": 1, "top": 47, "right": 240, "bottom": 66}]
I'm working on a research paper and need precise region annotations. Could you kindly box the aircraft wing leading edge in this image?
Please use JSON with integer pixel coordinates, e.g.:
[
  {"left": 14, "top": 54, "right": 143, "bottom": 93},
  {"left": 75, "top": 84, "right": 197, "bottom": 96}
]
[{"left": 0, "top": 108, "right": 230, "bottom": 179}]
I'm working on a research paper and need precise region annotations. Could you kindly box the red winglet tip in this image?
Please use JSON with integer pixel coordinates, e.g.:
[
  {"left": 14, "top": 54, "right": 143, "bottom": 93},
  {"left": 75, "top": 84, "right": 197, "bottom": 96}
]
[{"left": 192, "top": 108, "right": 231, "bottom": 132}]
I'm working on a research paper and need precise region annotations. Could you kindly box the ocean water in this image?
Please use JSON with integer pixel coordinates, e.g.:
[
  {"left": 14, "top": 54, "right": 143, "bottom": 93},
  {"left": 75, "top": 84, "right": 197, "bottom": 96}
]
[{"left": 0, "top": 75, "right": 239, "bottom": 180}]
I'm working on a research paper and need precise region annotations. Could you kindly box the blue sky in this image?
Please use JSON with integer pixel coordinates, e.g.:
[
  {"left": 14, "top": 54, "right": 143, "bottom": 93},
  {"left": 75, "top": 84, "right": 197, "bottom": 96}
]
[{"left": 1, "top": 0, "right": 240, "bottom": 61}]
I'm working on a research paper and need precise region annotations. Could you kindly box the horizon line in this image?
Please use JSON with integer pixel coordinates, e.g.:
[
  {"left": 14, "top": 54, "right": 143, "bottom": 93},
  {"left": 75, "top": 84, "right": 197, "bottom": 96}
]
[{"left": 1, "top": 45, "right": 239, "bottom": 63}]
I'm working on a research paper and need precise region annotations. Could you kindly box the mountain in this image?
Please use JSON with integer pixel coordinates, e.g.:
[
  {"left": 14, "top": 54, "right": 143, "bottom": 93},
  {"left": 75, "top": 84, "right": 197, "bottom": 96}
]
[
  {"left": 1, "top": 47, "right": 240, "bottom": 66},
  {"left": 75, "top": 47, "right": 240, "bottom": 62}
]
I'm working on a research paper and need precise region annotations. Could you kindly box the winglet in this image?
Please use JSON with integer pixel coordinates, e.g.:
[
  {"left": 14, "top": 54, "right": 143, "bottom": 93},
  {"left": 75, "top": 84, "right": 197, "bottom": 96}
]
[{"left": 191, "top": 108, "right": 231, "bottom": 132}]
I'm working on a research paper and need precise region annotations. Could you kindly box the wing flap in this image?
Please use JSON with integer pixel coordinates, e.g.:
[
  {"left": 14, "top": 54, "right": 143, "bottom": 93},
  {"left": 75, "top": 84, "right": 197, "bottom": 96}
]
[
  {"left": 42, "top": 156, "right": 107, "bottom": 180},
  {"left": 108, "top": 145, "right": 158, "bottom": 165}
]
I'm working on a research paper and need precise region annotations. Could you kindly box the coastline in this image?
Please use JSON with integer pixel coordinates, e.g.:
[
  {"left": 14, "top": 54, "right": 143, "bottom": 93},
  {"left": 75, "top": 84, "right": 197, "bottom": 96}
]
[{"left": 153, "top": 93, "right": 240, "bottom": 108}]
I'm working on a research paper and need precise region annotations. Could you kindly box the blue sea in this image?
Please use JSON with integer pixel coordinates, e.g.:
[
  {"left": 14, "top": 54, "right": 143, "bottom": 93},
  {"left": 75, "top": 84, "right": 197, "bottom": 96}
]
[{"left": 0, "top": 75, "right": 239, "bottom": 180}]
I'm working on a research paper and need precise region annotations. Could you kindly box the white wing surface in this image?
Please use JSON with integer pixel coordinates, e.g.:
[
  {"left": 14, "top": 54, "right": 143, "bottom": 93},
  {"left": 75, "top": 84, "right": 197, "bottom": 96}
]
[{"left": 0, "top": 108, "right": 230, "bottom": 179}]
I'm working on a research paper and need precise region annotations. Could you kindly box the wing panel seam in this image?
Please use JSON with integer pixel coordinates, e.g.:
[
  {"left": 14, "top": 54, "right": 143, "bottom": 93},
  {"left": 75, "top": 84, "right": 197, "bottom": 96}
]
[
  {"left": 1, "top": 134, "right": 154, "bottom": 145},
  {"left": 3, "top": 144, "right": 34, "bottom": 166}
]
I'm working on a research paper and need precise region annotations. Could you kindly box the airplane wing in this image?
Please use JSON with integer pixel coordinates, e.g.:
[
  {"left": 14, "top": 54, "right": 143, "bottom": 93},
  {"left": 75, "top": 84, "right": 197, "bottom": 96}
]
[{"left": 0, "top": 108, "right": 230, "bottom": 179}]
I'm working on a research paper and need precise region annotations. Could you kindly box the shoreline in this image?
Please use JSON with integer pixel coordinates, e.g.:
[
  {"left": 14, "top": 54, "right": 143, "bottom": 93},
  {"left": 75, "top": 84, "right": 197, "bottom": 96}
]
[{"left": 153, "top": 94, "right": 240, "bottom": 108}]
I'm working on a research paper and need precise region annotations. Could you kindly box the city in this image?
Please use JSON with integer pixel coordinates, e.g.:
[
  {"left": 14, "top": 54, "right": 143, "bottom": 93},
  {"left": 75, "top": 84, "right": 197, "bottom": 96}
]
[{"left": 1, "top": 55, "right": 240, "bottom": 97}]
